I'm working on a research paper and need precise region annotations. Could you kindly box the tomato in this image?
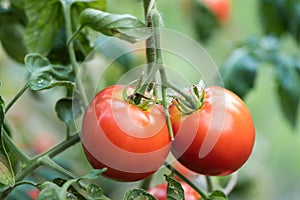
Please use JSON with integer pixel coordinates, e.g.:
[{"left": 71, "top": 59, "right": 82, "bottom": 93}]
[
  {"left": 202, "top": 0, "right": 231, "bottom": 24},
  {"left": 148, "top": 182, "right": 200, "bottom": 200},
  {"left": 170, "top": 86, "right": 255, "bottom": 176},
  {"left": 27, "top": 189, "right": 39, "bottom": 200},
  {"left": 81, "top": 85, "right": 171, "bottom": 182}
]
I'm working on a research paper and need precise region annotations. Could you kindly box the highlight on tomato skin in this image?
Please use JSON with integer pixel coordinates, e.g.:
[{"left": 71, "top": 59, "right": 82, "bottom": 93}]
[
  {"left": 170, "top": 86, "right": 255, "bottom": 176},
  {"left": 81, "top": 85, "right": 172, "bottom": 182},
  {"left": 147, "top": 182, "right": 201, "bottom": 200}
]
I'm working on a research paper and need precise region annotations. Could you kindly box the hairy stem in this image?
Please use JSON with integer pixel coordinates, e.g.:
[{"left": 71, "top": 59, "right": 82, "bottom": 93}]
[
  {"left": 5, "top": 80, "right": 29, "bottom": 114},
  {"left": 62, "top": 2, "right": 89, "bottom": 108}
]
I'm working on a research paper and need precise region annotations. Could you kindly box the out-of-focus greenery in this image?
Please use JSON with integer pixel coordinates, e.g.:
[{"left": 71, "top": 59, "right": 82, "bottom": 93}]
[{"left": 0, "top": 0, "right": 299, "bottom": 199}]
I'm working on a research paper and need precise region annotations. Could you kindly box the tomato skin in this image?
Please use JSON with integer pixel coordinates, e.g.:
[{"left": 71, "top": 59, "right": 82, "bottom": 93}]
[
  {"left": 148, "top": 182, "right": 200, "bottom": 200},
  {"left": 170, "top": 86, "right": 255, "bottom": 176},
  {"left": 81, "top": 85, "right": 171, "bottom": 182},
  {"left": 203, "top": 0, "right": 231, "bottom": 24}
]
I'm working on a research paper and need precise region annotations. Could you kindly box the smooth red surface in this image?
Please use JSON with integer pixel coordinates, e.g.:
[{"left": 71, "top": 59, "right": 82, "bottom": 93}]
[
  {"left": 170, "top": 86, "right": 255, "bottom": 176},
  {"left": 81, "top": 85, "right": 171, "bottom": 181}
]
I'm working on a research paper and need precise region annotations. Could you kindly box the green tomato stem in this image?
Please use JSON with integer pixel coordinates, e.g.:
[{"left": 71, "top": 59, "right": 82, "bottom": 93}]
[
  {"left": 5, "top": 79, "right": 29, "bottom": 114},
  {"left": 140, "top": 175, "right": 153, "bottom": 191},
  {"left": 205, "top": 176, "right": 213, "bottom": 193},
  {"left": 164, "top": 161, "right": 209, "bottom": 200},
  {"left": 15, "top": 133, "right": 80, "bottom": 182},
  {"left": 62, "top": 2, "right": 89, "bottom": 108},
  {"left": 40, "top": 156, "right": 76, "bottom": 179}
]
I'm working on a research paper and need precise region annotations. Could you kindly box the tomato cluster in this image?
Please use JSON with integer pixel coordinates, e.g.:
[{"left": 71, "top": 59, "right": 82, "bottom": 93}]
[{"left": 81, "top": 85, "right": 255, "bottom": 182}]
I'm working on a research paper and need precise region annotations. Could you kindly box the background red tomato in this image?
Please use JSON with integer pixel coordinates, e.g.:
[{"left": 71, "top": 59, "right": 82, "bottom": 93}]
[
  {"left": 81, "top": 85, "right": 171, "bottom": 182},
  {"left": 170, "top": 86, "right": 255, "bottom": 176},
  {"left": 203, "top": 0, "right": 231, "bottom": 23},
  {"left": 148, "top": 182, "right": 201, "bottom": 200}
]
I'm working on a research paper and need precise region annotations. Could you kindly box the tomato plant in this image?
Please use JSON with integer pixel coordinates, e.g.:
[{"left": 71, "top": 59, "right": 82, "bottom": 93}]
[
  {"left": 148, "top": 182, "right": 201, "bottom": 200},
  {"left": 81, "top": 85, "right": 171, "bottom": 182},
  {"left": 170, "top": 86, "right": 255, "bottom": 176}
]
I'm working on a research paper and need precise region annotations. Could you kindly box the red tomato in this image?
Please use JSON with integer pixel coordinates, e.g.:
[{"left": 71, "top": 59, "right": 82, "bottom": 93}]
[
  {"left": 148, "top": 182, "right": 200, "bottom": 200},
  {"left": 81, "top": 85, "right": 171, "bottom": 182},
  {"left": 203, "top": 0, "right": 231, "bottom": 24},
  {"left": 27, "top": 189, "right": 39, "bottom": 200},
  {"left": 170, "top": 86, "right": 255, "bottom": 176}
]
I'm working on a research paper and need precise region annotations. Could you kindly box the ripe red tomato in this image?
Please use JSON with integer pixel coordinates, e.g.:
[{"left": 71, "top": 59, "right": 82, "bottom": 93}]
[
  {"left": 203, "top": 0, "right": 231, "bottom": 24},
  {"left": 27, "top": 189, "right": 39, "bottom": 199},
  {"left": 170, "top": 86, "right": 255, "bottom": 176},
  {"left": 81, "top": 85, "right": 171, "bottom": 182},
  {"left": 148, "top": 182, "right": 200, "bottom": 200}
]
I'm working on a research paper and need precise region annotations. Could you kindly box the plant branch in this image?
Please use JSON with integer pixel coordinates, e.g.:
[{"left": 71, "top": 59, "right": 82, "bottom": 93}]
[
  {"left": 41, "top": 156, "right": 77, "bottom": 179},
  {"left": 205, "top": 176, "right": 213, "bottom": 193},
  {"left": 62, "top": 2, "right": 89, "bottom": 108},
  {"left": 5, "top": 79, "right": 30, "bottom": 113}
]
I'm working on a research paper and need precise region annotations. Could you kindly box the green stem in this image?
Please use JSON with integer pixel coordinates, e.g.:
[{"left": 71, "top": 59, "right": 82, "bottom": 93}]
[
  {"left": 205, "top": 176, "right": 213, "bottom": 193},
  {"left": 41, "top": 156, "right": 76, "bottom": 179},
  {"left": 164, "top": 162, "right": 209, "bottom": 200},
  {"left": 15, "top": 134, "right": 80, "bottom": 182},
  {"left": 140, "top": 175, "right": 153, "bottom": 191},
  {"left": 5, "top": 80, "right": 29, "bottom": 113},
  {"left": 2, "top": 130, "right": 30, "bottom": 164},
  {"left": 62, "top": 2, "right": 89, "bottom": 108}
]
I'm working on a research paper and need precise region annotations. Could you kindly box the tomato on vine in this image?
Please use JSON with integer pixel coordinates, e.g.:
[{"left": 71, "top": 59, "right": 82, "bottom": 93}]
[
  {"left": 202, "top": 0, "right": 231, "bottom": 24},
  {"left": 170, "top": 86, "right": 255, "bottom": 176},
  {"left": 81, "top": 85, "right": 171, "bottom": 182}
]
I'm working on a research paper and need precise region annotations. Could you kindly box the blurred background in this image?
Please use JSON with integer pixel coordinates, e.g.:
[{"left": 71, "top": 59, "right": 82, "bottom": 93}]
[{"left": 0, "top": 0, "right": 300, "bottom": 199}]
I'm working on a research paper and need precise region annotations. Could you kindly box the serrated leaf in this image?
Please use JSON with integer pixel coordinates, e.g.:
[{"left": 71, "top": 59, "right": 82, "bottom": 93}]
[
  {"left": 0, "top": 97, "right": 15, "bottom": 187},
  {"left": 208, "top": 190, "right": 228, "bottom": 200},
  {"left": 25, "top": 0, "right": 105, "bottom": 63},
  {"left": 221, "top": 48, "right": 259, "bottom": 99},
  {"left": 274, "top": 55, "right": 300, "bottom": 127},
  {"left": 25, "top": 54, "right": 74, "bottom": 91},
  {"left": 164, "top": 174, "right": 184, "bottom": 200},
  {"left": 79, "top": 8, "right": 151, "bottom": 43},
  {"left": 124, "top": 189, "right": 157, "bottom": 200},
  {"left": 55, "top": 98, "right": 83, "bottom": 126}
]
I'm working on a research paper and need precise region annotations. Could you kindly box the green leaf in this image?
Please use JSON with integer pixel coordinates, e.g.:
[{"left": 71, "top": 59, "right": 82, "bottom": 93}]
[
  {"left": 274, "top": 55, "right": 300, "bottom": 127},
  {"left": 123, "top": 189, "right": 157, "bottom": 200},
  {"left": 79, "top": 8, "right": 151, "bottom": 43},
  {"left": 24, "top": 0, "right": 105, "bottom": 63},
  {"left": 0, "top": 9, "right": 27, "bottom": 63},
  {"left": 208, "top": 190, "right": 228, "bottom": 200},
  {"left": 25, "top": 54, "right": 74, "bottom": 91},
  {"left": 55, "top": 97, "right": 83, "bottom": 126},
  {"left": 221, "top": 48, "right": 259, "bottom": 99},
  {"left": 0, "top": 97, "right": 15, "bottom": 187},
  {"left": 37, "top": 182, "right": 61, "bottom": 200},
  {"left": 25, "top": 0, "right": 63, "bottom": 56},
  {"left": 164, "top": 174, "right": 185, "bottom": 200},
  {"left": 191, "top": 0, "right": 219, "bottom": 42},
  {"left": 81, "top": 169, "right": 107, "bottom": 180}
]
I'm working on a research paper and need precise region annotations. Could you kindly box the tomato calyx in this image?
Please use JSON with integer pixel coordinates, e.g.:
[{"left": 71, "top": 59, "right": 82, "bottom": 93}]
[
  {"left": 171, "top": 84, "right": 205, "bottom": 115},
  {"left": 123, "top": 80, "right": 159, "bottom": 111}
]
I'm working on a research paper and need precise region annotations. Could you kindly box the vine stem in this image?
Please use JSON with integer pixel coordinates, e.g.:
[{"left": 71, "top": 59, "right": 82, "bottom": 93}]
[
  {"left": 164, "top": 161, "right": 209, "bottom": 200},
  {"left": 15, "top": 134, "right": 80, "bottom": 182},
  {"left": 62, "top": 2, "right": 89, "bottom": 108},
  {"left": 5, "top": 79, "right": 30, "bottom": 113},
  {"left": 205, "top": 176, "right": 213, "bottom": 193}
]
